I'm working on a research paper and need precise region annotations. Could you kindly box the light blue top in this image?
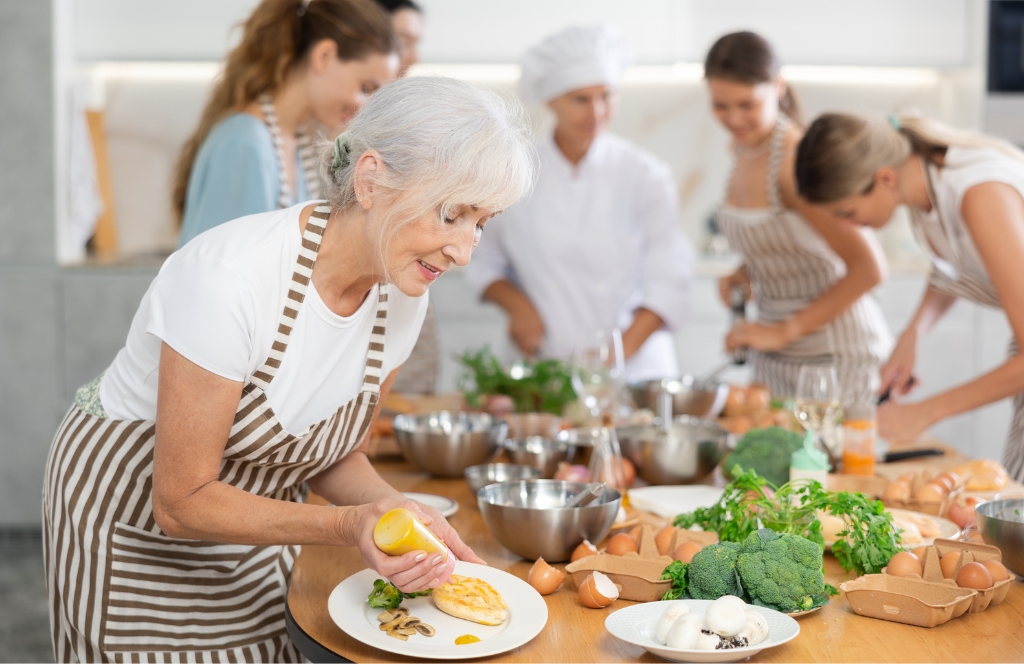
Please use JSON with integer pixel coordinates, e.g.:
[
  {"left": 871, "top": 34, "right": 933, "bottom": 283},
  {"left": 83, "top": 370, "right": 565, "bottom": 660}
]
[{"left": 179, "top": 113, "right": 309, "bottom": 247}]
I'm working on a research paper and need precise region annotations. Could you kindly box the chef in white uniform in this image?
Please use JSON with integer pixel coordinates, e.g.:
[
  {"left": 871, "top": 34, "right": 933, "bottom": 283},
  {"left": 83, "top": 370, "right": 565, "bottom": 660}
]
[{"left": 465, "top": 24, "right": 694, "bottom": 382}]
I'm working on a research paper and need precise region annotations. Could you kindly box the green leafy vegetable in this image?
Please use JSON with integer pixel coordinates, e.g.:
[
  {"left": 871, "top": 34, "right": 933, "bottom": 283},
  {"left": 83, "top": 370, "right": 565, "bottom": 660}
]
[
  {"left": 673, "top": 468, "right": 901, "bottom": 576},
  {"left": 366, "top": 579, "right": 432, "bottom": 610},
  {"left": 687, "top": 542, "right": 744, "bottom": 600},
  {"left": 660, "top": 560, "right": 689, "bottom": 600},
  {"left": 723, "top": 427, "right": 806, "bottom": 487},
  {"left": 457, "top": 346, "right": 576, "bottom": 415},
  {"left": 736, "top": 529, "right": 831, "bottom": 613}
]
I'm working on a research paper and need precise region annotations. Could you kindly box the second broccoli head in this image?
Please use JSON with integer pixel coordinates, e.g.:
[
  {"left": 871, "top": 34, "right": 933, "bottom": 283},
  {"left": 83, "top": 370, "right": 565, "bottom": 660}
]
[
  {"left": 687, "top": 541, "right": 743, "bottom": 600},
  {"left": 737, "top": 528, "right": 830, "bottom": 613}
]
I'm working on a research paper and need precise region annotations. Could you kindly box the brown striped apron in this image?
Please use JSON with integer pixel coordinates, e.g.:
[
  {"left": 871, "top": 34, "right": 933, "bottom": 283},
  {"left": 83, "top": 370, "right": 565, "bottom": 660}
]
[
  {"left": 717, "top": 118, "right": 892, "bottom": 404},
  {"left": 43, "top": 204, "right": 387, "bottom": 662}
]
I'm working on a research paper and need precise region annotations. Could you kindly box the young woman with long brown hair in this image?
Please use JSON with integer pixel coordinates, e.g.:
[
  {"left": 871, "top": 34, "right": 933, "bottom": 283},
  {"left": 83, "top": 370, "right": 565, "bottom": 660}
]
[
  {"left": 706, "top": 31, "right": 892, "bottom": 404},
  {"left": 174, "top": 0, "right": 397, "bottom": 246},
  {"left": 796, "top": 112, "right": 1024, "bottom": 480}
]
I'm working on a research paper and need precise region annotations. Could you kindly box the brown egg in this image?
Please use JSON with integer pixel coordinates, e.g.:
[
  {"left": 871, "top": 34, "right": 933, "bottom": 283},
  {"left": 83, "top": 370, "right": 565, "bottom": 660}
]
[
  {"left": 655, "top": 526, "right": 677, "bottom": 556},
  {"left": 898, "top": 471, "right": 919, "bottom": 484},
  {"left": 606, "top": 533, "right": 639, "bottom": 556},
  {"left": 578, "top": 571, "right": 618, "bottom": 608},
  {"left": 883, "top": 480, "right": 911, "bottom": 501},
  {"left": 981, "top": 559, "right": 1010, "bottom": 583},
  {"left": 928, "top": 475, "right": 954, "bottom": 492},
  {"left": 940, "top": 551, "right": 962, "bottom": 579},
  {"left": 936, "top": 470, "right": 961, "bottom": 489},
  {"left": 745, "top": 384, "right": 772, "bottom": 410},
  {"left": 956, "top": 562, "right": 994, "bottom": 589},
  {"left": 627, "top": 526, "right": 643, "bottom": 544},
  {"left": 911, "top": 546, "right": 929, "bottom": 561},
  {"left": 570, "top": 540, "right": 599, "bottom": 563},
  {"left": 674, "top": 542, "right": 702, "bottom": 563},
  {"left": 527, "top": 557, "right": 565, "bottom": 595},
  {"left": 886, "top": 551, "right": 923, "bottom": 577},
  {"left": 913, "top": 482, "right": 946, "bottom": 503}
]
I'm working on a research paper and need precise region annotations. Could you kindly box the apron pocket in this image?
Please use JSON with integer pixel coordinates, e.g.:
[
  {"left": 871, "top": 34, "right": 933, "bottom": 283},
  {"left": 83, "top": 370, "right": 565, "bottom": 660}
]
[{"left": 101, "top": 522, "right": 287, "bottom": 656}]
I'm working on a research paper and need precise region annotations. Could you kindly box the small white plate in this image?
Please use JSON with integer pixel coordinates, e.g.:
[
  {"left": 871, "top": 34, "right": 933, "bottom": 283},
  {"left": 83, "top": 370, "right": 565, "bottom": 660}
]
[
  {"left": 328, "top": 561, "right": 547, "bottom": 660},
  {"left": 627, "top": 486, "right": 724, "bottom": 519},
  {"left": 605, "top": 600, "right": 800, "bottom": 663},
  {"left": 403, "top": 492, "right": 459, "bottom": 518}
]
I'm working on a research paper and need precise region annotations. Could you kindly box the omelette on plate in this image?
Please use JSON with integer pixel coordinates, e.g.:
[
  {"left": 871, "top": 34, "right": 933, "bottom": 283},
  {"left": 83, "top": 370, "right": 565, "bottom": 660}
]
[{"left": 432, "top": 575, "right": 508, "bottom": 626}]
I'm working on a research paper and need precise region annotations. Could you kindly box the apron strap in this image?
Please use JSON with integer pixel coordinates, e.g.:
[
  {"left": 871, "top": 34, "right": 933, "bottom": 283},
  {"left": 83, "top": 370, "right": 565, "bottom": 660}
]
[
  {"left": 260, "top": 94, "right": 320, "bottom": 207},
  {"left": 360, "top": 286, "right": 389, "bottom": 395}
]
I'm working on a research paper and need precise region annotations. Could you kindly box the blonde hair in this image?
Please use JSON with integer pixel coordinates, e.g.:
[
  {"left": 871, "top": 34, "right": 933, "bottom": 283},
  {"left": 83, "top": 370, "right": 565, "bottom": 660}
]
[
  {"left": 795, "top": 112, "right": 1024, "bottom": 203},
  {"left": 319, "top": 76, "right": 536, "bottom": 278},
  {"left": 171, "top": 0, "right": 395, "bottom": 222}
]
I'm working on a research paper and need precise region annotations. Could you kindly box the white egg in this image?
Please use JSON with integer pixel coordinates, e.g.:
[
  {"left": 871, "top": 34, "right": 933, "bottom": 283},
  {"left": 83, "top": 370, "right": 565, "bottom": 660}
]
[
  {"left": 665, "top": 614, "right": 703, "bottom": 650},
  {"left": 705, "top": 596, "right": 747, "bottom": 637},
  {"left": 735, "top": 610, "right": 769, "bottom": 646},
  {"left": 695, "top": 631, "right": 722, "bottom": 650},
  {"left": 655, "top": 602, "right": 690, "bottom": 644}
]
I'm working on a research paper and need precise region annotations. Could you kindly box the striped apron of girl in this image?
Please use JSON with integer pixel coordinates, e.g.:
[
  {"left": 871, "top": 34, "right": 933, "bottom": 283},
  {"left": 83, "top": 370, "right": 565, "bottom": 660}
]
[
  {"left": 43, "top": 204, "right": 386, "bottom": 662},
  {"left": 717, "top": 119, "right": 892, "bottom": 404},
  {"left": 915, "top": 165, "right": 1024, "bottom": 481}
]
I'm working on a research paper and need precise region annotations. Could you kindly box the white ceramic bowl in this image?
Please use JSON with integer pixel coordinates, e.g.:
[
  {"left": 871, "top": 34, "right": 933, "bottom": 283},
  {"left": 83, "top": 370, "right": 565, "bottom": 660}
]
[{"left": 604, "top": 599, "right": 800, "bottom": 663}]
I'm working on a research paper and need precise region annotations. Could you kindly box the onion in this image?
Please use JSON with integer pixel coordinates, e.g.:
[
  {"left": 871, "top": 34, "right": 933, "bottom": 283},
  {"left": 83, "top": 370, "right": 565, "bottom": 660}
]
[
  {"left": 527, "top": 557, "right": 565, "bottom": 595},
  {"left": 553, "top": 463, "right": 590, "bottom": 483},
  {"left": 947, "top": 496, "right": 979, "bottom": 530}
]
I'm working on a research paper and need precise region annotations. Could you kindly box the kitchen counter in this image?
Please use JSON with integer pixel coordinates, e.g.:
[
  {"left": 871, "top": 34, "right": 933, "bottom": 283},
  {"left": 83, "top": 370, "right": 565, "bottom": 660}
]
[{"left": 285, "top": 444, "right": 1024, "bottom": 662}]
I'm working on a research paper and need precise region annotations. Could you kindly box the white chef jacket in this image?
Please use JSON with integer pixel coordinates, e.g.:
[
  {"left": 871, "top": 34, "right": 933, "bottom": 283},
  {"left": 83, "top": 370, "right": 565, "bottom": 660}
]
[{"left": 464, "top": 132, "right": 693, "bottom": 382}]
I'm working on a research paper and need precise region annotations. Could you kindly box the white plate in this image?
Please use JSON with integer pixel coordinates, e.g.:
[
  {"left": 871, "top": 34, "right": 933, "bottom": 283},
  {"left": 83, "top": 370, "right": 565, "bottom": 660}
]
[
  {"left": 627, "top": 486, "right": 725, "bottom": 519},
  {"left": 403, "top": 492, "right": 459, "bottom": 518},
  {"left": 821, "top": 508, "right": 959, "bottom": 550},
  {"left": 605, "top": 600, "right": 800, "bottom": 663},
  {"left": 327, "top": 561, "right": 547, "bottom": 660}
]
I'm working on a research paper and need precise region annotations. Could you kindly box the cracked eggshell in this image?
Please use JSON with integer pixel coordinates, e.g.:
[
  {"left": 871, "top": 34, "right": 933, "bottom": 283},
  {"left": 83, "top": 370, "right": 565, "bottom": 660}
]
[
  {"left": 737, "top": 610, "right": 769, "bottom": 646},
  {"left": 705, "top": 596, "right": 747, "bottom": 637},
  {"left": 665, "top": 613, "right": 703, "bottom": 650},
  {"left": 655, "top": 602, "right": 690, "bottom": 644}
]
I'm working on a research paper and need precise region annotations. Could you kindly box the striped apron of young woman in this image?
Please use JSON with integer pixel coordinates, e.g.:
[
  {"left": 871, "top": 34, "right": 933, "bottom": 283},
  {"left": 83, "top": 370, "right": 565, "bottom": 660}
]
[
  {"left": 914, "top": 165, "right": 1024, "bottom": 481},
  {"left": 716, "top": 118, "right": 892, "bottom": 404},
  {"left": 43, "top": 204, "right": 387, "bottom": 662}
]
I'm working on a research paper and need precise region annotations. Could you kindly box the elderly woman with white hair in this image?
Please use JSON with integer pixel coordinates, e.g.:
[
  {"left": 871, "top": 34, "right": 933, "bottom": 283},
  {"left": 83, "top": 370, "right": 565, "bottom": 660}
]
[
  {"left": 42, "top": 76, "right": 534, "bottom": 663},
  {"left": 465, "top": 25, "right": 694, "bottom": 382}
]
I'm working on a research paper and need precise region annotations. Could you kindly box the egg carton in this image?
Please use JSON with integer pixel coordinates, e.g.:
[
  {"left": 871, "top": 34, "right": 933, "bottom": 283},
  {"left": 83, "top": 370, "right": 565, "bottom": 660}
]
[
  {"left": 929, "top": 539, "right": 1016, "bottom": 613},
  {"left": 880, "top": 470, "right": 962, "bottom": 518},
  {"left": 565, "top": 524, "right": 682, "bottom": 602},
  {"left": 839, "top": 573, "right": 976, "bottom": 628}
]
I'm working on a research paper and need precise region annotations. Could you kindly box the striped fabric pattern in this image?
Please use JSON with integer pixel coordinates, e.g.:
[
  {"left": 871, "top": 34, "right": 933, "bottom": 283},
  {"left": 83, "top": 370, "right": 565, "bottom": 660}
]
[
  {"left": 259, "top": 95, "right": 322, "bottom": 208},
  {"left": 717, "top": 118, "right": 892, "bottom": 404},
  {"left": 44, "top": 204, "right": 386, "bottom": 661}
]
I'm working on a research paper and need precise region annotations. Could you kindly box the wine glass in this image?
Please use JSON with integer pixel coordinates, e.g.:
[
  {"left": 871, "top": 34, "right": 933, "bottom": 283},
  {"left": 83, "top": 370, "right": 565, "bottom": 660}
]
[
  {"left": 794, "top": 365, "right": 842, "bottom": 467},
  {"left": 571, "top": 328, "right": 626, "bottom": 425}
]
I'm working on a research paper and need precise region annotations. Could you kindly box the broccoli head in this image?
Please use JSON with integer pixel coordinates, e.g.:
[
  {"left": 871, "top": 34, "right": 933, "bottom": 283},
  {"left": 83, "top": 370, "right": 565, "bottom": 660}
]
[
  {"left": 724, "top": 427, "right": 805, "bottom": 487},
  {"left": 686, "top": 541, "right": 743, "bottom": 600},
  {"left": 736, "top": 529, "right": 830, "bottom": 613}
]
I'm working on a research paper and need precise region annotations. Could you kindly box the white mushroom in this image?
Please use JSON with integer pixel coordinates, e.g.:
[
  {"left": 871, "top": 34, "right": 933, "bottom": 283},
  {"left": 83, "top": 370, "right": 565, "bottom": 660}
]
[
  {"left": 735, "top": 610, "right": 769, "bottom": 646},
  {"left": 695, "top": 631, "right": 722, "bottom": 650},
  {"left": 665, "top": 613, "right": 703, "bottom": 650},
  {"left": 655, "top": 602, "right": 690, "bottom": 644},
  {"left": 705, "top": 596, "right": 747, "bottom": 637}
]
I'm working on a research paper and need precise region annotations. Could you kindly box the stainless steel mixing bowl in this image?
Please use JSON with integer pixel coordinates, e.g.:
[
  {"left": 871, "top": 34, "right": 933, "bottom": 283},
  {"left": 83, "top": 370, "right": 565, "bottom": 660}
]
[
  {"left": 477, "top": 480, "right": 622, "bottom": 561},
  {"left": 393, "top": 411, "right": 507, "bottom": 477},
  {"left": 503, "top": 436, "right": 570, "bottom": 478},
  {"left": 616, "top": 416, "right": 728, "bottom": 484},
  {"left": 975, "top": 498, "right": 1024, "bottom": 576},
  {"left": 628, "top": 377, "right": 730, "bottom": 418},
  {"left": 464, "top": 463, "right": 541, "bottom": 494}
]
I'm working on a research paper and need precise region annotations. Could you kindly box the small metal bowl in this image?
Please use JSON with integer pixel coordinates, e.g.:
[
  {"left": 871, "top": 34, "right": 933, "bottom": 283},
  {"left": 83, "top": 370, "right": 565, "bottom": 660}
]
[
  {"left": 975, "top": 498, "right": 1024, "bottom": 576},
  {"left": 616, "top": 416, "right": 728, "bottom": 485},
  {"left": 628, "top": 377, "right": 730, "bottom": 418},
  {"left": 503, "top": 436, "right": 569, "bottom": 478},
  {"left": 477, "top": 480, "right": 622, "bottom": 562},
  {"left": 464, "top": 463, "right": 542, "bottom": 494},
  {"left": 393, "top": 411, "right": 507, "bottom": 477}
]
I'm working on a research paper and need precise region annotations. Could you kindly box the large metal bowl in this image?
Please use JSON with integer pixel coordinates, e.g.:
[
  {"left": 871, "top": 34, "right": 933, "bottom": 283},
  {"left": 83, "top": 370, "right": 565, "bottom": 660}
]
[
  {"left": 393, "top": 411, "right": 507, "bottom": 477},
  {"left": 975, "top": 498, "right": 1024, "bottom": 576},
  {"left": 477, "top": 480, "right": 622, "bottom": 561},
  {"left": 616, "top": 416, "right": 728, "bottom": 485},
  {"left": 628, "top": 377, "right": 730, "bottom": 418},
  {"left": 503, "top": 436, "right": 569, "bottom": 478},
  {"left": 464, "top": 463, "right": 541, "bottom": 494}
]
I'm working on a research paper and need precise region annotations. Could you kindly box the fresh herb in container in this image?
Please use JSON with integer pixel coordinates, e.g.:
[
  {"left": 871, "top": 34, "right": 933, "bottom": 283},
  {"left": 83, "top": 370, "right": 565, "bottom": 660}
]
[{"left": 457, "top": 347, "right": 576, "bottom": 415}]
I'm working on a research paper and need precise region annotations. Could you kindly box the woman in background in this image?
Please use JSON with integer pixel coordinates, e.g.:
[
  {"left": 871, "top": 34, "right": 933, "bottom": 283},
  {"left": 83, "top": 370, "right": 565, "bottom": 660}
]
[
  {"left": 374, "top": 0, "right": 422, "bottom": 75},
  {"left": 174, "top": 0, "right": 398, "bottom": 245},
  {"left": 466, "top": 24, "right": 693, "bottom": 383},
  {"left": 796, "top": 112, "right": 1024, "bottom": 481},
  {"left": 706, "top": 32, "right": 891, "bottom": 403}
]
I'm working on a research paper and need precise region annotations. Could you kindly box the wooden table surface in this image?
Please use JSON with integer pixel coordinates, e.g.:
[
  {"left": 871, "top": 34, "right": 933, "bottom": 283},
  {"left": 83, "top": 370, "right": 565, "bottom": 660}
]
[{"left": 287, "top": 441, "right": 1024, "bottom": 662}]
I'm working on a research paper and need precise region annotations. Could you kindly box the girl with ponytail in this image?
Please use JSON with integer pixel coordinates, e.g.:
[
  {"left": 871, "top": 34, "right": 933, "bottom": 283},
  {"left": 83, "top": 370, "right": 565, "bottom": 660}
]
[
  {"left": 173, "top": 0, "right": 397, "bottom": 245},
  {"left": 705, "top": 31, "right": 892, "bottom": 405},
  {"left": 796, "top": 112, "right": 1024, "bottom": 481}
]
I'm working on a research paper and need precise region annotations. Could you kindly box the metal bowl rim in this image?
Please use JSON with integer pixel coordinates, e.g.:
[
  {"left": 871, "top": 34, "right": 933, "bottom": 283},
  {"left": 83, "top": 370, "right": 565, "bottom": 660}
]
[
  {"left": 477, "top": 479, "right": 622, "bottom": 509},
  {"left": 392, "top": 411, "right": 503, "bottom": 433}
]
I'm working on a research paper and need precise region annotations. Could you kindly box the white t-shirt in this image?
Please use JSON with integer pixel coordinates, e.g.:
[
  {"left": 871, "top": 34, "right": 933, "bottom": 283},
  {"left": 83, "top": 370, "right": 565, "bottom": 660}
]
[{"left": 100, "top": 203, "right": 428, "bottom": 434}]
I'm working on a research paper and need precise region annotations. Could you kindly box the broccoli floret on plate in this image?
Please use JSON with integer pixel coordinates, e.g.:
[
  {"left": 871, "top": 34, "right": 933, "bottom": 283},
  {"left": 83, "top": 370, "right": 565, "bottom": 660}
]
[{"left": 736, "top": 528, "right": 830, "bottom": 613}]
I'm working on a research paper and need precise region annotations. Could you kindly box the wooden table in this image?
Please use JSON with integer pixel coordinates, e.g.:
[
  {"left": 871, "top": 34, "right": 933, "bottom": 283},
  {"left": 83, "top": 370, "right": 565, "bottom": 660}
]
[{"left": 286, "top": 445, "right": 1024, "bottom": 662}]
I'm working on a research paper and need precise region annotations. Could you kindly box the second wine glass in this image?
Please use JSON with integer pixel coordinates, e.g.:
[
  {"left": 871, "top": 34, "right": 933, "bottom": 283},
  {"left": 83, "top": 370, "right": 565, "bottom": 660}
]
[{"left": 794, "top": 365, "right": 842, "bottom": 467}]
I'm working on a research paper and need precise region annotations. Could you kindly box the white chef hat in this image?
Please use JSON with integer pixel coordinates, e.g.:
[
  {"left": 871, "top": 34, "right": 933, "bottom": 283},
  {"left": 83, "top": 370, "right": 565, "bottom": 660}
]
[{"left": 518, "top": 24, "right": 634, "bottom": 105}]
